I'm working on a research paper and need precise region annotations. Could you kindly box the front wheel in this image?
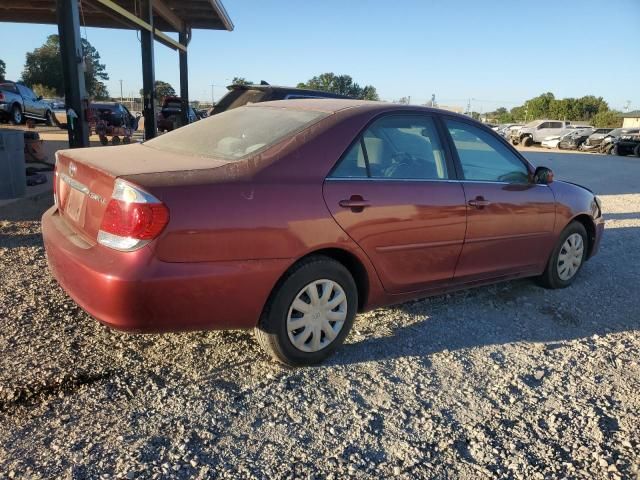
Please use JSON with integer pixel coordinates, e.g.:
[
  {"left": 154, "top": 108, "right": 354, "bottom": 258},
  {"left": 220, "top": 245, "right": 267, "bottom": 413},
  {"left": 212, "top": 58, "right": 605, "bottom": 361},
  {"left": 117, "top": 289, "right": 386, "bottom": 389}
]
[
  {"left": 255, "top": 256, "right": 357, "bottom": 366},
  {"left": 538, "top": 222, "right": 588, "bottom": 289},
  {"left": 521, "top": 136, "right": 533, "bottom": 147},
  {"left": 11, "top": 104, "right": 23, "bottom": 124}
]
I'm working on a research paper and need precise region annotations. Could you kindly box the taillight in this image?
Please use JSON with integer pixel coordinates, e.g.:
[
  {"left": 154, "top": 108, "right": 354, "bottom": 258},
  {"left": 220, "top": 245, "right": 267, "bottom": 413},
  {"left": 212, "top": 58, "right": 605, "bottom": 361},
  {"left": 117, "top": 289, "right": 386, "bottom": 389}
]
[
  {"left": 0, "top": 92, "right": 4, "bottom": 101},
  {"left": 53, "top": 159, "right": 58, "bottom": 206},
  {"left": 97, "top": 179, "right": 169, "bottom": 251}
]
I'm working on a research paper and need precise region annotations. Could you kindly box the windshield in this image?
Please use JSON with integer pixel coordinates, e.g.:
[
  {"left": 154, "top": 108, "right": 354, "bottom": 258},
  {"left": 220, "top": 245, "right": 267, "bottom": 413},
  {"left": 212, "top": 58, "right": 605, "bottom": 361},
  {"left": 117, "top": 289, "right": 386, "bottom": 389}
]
[
  {"left": 524, "top": 120, "right": 540, "bottom": 127},
  {"left": 144, "top": 105, "right": 328, "bottom": 160}
]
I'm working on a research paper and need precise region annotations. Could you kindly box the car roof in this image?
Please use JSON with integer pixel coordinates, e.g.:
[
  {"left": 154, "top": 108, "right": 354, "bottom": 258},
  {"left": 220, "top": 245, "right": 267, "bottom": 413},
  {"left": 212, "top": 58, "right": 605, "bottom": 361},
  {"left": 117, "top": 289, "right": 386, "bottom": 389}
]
[{"left": 248, "top": 98, "right": 475, "bottom": 120}]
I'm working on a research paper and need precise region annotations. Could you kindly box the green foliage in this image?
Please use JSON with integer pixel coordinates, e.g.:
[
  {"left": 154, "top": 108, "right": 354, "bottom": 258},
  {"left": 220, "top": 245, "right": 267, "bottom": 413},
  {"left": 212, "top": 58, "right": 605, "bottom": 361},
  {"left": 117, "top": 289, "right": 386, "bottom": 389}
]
[
  {"left": 31, "top": 84, "right": 58, "bottom": 98},
  {"left": 139, "top": 80, "right": 175, "bottom": 100},
  {"left": 0, "top": 59, "right": 6, "bottom": 81},
  {"left": 490, "top": 92, "right": 612, "bottom": 124},
  {"left": 21, "top": 35, "right": 109, "bottom": 99},
  {"left": 591, "top": 110, "right": 623, "bottom": 128},
  {"left": 297, "top": 72, "right": 379, "bottom": 101},
  {"left": 231, "top": 77, "right": 252, "bottom": 86}
]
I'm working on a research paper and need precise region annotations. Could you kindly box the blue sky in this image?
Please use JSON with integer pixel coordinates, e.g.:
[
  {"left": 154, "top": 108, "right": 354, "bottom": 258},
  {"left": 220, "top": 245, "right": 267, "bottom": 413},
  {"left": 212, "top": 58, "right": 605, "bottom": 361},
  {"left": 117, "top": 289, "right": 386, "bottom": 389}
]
[{"left": 1, "top": 0, "right": 638, "bottom": 112}]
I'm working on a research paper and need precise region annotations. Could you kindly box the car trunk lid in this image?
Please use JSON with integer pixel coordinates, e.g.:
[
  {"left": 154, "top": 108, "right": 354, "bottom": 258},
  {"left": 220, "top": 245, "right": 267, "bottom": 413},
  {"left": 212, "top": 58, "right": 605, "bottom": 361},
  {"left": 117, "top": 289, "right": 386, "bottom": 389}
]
[{"left": 55, "top": 144, "right": 229, "bottom": 241}]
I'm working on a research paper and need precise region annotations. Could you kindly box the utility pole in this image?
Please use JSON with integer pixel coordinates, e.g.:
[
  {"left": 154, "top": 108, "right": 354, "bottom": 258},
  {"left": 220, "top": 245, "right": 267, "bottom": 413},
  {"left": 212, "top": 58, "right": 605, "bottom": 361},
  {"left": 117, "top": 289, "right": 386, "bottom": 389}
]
[
  {"left": 210, "top": 83, "right": 215, "bottom": 105},
  {"left": 119, "top": 79, "right": 123, "bottom": 102}
]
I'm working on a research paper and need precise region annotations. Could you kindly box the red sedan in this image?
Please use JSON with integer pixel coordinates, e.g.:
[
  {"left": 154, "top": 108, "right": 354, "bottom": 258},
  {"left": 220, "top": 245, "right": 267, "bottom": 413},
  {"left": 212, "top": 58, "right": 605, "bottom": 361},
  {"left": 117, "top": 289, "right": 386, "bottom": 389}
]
[{"left": 42, "top": 100, "right": 604, "bottom": 365}]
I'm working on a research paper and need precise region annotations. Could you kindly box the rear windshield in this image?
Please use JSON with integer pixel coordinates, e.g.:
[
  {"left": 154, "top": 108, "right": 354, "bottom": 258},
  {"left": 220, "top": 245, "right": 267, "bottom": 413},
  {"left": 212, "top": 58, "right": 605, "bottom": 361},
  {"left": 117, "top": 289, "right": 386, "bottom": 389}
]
[
  {"left": 144, "top": 105, "right": 328, "bottom": 160},
  {"left": 211, "top": 89, "right": 268, "bottom": 115}
]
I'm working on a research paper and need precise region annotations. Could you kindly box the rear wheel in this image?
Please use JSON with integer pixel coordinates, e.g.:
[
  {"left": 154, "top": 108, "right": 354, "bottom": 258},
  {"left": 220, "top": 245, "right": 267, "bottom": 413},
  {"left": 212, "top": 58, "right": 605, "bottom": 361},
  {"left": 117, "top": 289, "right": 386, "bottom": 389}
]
[
  {"left": 521, "top": 136, "right": 533, "bottom": 147},
  {"left": 255, "top": 256, "right": 357, "bottom": 366},
  {"left": 538, "top": 222, "right": 588, "bottom": 289},
  {"left": 111, "top": 136, "right": 121, "bottom": 145}
]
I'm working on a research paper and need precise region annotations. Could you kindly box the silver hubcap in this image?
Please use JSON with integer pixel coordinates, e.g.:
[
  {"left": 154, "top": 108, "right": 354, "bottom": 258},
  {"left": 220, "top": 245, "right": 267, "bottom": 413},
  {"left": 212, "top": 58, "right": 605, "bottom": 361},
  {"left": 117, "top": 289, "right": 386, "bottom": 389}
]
[
  {"left": 557, "top": 233, "right": 584, "bottom": 281},
  {"left": 287, "top": 279, "right": 348, "bottom": 353},
  {"left": 14, "top": 109, "right": 21, "bottom": 123}
]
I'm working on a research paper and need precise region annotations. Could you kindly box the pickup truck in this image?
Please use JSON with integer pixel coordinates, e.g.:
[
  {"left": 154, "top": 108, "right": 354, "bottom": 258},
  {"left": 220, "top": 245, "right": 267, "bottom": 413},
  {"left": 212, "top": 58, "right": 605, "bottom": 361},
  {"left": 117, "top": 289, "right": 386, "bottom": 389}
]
[
  {"left": 0, "top": 81, "right": 54, "bottom": 125},
  {"left": 510, "top": 120, "right": 579, "bottom": 147}
]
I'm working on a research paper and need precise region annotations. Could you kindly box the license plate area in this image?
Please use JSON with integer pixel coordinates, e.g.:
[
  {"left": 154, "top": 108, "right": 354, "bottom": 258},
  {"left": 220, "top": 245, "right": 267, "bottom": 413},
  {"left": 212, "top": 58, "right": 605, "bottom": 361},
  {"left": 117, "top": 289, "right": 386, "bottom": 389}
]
[{"left": 66, "top": 187, "right": 85, "bottom": 223}]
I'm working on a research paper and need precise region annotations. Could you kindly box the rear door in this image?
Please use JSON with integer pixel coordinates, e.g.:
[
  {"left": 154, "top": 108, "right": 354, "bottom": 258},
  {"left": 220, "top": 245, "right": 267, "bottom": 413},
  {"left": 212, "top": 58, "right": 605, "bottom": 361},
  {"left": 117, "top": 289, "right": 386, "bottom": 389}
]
[
  {"left": 442, "top": 118, "right": 556, "bottom": 280},
  {"left": 323, "top": 114, "right": 467, "bottom": 294}
]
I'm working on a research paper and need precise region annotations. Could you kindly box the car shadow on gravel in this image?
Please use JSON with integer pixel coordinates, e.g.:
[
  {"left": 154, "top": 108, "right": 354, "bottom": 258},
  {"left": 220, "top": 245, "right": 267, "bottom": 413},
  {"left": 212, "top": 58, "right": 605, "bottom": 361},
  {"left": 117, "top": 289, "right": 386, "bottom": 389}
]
[{"left": 330, "top": 226, "right": 639, "bottom": 367}]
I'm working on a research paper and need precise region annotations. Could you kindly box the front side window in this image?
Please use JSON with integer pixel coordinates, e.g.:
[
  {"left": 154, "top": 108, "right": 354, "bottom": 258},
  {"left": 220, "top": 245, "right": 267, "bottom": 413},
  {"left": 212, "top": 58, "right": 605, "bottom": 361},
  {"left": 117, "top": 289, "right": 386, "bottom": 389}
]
[
  {"left": 331, "top": 115, "right": 449, "bottom": 180},
  {"left": 445, "top": 119, "right": 529, "bottom": 183}
]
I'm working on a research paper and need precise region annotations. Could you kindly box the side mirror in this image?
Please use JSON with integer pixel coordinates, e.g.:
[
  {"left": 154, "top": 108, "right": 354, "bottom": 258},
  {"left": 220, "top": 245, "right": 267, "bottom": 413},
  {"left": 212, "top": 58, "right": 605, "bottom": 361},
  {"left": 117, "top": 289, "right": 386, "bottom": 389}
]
[{"left": 534, "top": 166, "right": 554, "bottom": 184}]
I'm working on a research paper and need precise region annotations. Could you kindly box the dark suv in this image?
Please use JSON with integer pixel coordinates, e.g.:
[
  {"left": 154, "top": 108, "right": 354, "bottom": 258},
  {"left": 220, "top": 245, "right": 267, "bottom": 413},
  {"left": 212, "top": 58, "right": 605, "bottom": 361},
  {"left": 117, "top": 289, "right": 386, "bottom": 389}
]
[{"left": 208, "top": 83, "right": 352, "bottom": 116}]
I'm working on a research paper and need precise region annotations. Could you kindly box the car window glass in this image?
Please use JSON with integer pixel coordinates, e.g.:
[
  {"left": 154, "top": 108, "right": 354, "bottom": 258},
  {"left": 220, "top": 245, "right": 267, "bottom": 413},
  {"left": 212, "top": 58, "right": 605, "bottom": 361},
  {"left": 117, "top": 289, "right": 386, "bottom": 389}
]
[
  {"left": 331, "top": 115, "right": 448, "bottom": 180},
  {"left": 538, "top": 122, "right": 549, "bottom": 129},
  {"left": 550, "top": 122, "right": 563, "bottom": 128},
  {"left": 445, "top": 119, "right": 529, "bottom": 183}
]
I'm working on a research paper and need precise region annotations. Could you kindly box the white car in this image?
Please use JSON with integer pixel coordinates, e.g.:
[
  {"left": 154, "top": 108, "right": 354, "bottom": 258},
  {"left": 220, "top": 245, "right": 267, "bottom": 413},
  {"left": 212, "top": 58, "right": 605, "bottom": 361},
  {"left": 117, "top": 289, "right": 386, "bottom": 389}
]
[{"left": 541, "top": 135, "right": 562, "bottom": 149}]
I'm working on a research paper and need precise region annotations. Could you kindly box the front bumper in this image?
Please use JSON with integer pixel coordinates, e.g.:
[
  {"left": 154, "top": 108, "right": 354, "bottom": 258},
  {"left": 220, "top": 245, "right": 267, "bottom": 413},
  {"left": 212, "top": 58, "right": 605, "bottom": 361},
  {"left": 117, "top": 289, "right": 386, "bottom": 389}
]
[{"left": 42, "top": 206, "right": 290, "bottom": 332}]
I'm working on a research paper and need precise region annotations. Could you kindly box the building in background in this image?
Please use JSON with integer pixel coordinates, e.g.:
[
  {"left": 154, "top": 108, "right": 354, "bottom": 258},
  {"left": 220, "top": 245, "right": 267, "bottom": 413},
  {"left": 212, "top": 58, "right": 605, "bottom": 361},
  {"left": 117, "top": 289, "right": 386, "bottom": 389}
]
[{"left": 620, "top": 111, "right": 640, "bottom": 128}]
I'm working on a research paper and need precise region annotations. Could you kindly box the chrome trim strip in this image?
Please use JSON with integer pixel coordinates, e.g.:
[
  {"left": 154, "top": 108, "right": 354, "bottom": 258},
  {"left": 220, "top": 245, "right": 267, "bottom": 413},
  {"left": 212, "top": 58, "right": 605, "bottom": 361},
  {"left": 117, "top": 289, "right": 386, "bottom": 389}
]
[
  {"left": 60, "top": 173, "right": 89, "bottom": 194},
  {"left": 376, "top": 239, "right": 464, "bottom": 252},
  {"left": 325, "top": 177, "right": 548, "bottom": 187}
]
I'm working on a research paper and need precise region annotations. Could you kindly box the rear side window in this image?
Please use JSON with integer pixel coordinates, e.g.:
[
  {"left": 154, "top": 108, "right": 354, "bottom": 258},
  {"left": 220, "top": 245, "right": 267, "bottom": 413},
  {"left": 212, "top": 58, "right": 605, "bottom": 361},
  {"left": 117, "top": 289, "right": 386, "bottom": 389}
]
[
  {"left": 445, "top": 119, "right": 529, "bottom": 183},
  {"left": 331, "top": 115, "right": 449, "bottom": 180},
  {"left": 144, "top": 105, "right": 328, "bottom": 161}
]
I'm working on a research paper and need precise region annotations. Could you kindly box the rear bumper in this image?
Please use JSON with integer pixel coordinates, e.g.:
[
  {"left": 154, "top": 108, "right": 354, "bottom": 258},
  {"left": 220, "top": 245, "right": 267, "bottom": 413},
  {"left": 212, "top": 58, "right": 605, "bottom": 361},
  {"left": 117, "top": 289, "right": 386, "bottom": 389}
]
[{"left": 42, "top": 206, "right": 290, "bottom": 332}]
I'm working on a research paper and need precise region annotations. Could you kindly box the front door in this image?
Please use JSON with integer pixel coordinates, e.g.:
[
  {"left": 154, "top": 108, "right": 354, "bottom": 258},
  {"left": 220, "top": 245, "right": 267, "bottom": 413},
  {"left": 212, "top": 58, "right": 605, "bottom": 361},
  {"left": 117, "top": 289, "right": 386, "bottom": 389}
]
[
  {"left": 442, "top": 118, "right": 556, "bottom": 281},
  {"left": 323, "top": 114, "right": 467, "bottom": 294}
]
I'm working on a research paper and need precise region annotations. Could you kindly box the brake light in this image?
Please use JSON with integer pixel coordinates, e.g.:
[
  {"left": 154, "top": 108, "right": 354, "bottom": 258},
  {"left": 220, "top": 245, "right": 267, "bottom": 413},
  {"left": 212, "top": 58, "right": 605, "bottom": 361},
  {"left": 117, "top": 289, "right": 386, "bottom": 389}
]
[
  {"left": 53, "top": 159, "right": 58, "bottom": 206},
  {"left": 97, "top": 179, "right": 169, "bottom": 251},
  {"left": 0, "top": 92, "right": 4, "bottom": 101}
]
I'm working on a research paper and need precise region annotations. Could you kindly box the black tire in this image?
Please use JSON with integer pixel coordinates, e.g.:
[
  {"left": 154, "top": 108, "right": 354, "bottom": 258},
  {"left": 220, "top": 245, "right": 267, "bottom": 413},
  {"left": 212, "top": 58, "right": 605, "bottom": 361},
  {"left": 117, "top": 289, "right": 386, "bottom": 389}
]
[
  {"left": 537, "top": 221, "right": 588, "bottom": 289},
  {"left": 111, "top": 136, "right": 121, "bottom": 145},
  {"left": 11, "top": 104, "right": 23, "bottom": 125},
  {"left": 99, "top": 135, "right": 109, "bottom": 146},
  {"left": 614, "top": 145, "right": 625, "bottom": 156},
  {"left": 521, "top": 136, "right": 533, "bottom": 147},
  {"left": 44, "top": 110, "right": 53, "bottom": 126},
  {"left": 255, "top": 256, "right": 358, "bottom": 366},
  {"left": 634, "top": 144, "right": 640, "bottom": 157},
  {"left": 123, "top": 136, "right": 131, "bottom": 144}
]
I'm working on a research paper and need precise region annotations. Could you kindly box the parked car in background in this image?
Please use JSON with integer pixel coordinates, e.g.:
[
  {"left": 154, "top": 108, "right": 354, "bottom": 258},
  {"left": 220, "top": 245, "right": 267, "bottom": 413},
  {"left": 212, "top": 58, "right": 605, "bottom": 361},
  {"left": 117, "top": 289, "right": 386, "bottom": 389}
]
[
  {"left": 0, "top": 81, "right": 54, "bottom": 125},
  {"left": 600, "top": 128, "right": 640, "bottom": 154},
  {"left": 43, "top": 99, "right": 603, "bottom": 366},
  {"left": 511, "top": 120, "right": 574, "bottom": 146},
  {"left": 579, "top": 128, "right": 614, "bottom": 151},
  {"left": 208, "top": 82, "right": 352, "bottom": 117},
  {"left": 558, "top": 128, "right": 595, "bottom": 150},
  {"left": 89, "top": 102, "right": 139, "bottom": 145},
  {"left": 541, "top": 134, "right": 563, "bottom": 149},
  {"left": 157, "top": 96, "right": 198, "bottom": 132},
  {"left": 47, "top": 98, "right": 68, "bottom": 129},
  {"left": 613, "top": 132, "right": 640, "bottom": 156},
  {"left": 496, "top": 124, "right": 523, "bottom": 139}
]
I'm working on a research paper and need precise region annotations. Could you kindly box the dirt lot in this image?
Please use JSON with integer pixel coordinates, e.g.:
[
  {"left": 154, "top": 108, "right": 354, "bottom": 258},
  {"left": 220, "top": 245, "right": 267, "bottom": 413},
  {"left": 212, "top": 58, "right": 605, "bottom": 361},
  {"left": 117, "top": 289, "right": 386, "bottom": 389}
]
[{"left": 0, "top": 152, "right": 639, "bottom": 479}]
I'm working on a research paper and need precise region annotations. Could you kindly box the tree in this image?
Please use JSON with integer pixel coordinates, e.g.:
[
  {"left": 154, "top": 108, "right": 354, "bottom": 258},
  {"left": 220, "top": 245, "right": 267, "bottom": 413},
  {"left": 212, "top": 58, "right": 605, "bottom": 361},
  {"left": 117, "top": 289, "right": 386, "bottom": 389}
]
[
  {"left": 21, "top": 34, "right": 109, "bottom": 99},
  {"left": 140, "top": 80, "right": 175, "bottom": 100},
  {"left": 0, "top": 59, "right": 5, "bottom": 81},
  {"left": 592, "top": 110, "right": 623, "bottom": 128},
  {"left": 32, "top": 84, "right": 58, "bottom": 98},
  {"left": 231, "top": 77, "right": 252, "bottom": 86},
  {"left": 297, "top": 72, "right": 379, "bottom": 100}
]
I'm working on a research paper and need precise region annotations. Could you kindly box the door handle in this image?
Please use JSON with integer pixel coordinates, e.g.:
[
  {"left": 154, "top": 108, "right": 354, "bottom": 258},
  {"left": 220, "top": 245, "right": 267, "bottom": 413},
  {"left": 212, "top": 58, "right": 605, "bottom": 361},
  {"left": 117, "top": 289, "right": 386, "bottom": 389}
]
[
  {"left": 468, "top": 197, "right": 491, "bottom": 208},
  {"left": 339, "top": 195, "right": 370, "bottom": 212}
]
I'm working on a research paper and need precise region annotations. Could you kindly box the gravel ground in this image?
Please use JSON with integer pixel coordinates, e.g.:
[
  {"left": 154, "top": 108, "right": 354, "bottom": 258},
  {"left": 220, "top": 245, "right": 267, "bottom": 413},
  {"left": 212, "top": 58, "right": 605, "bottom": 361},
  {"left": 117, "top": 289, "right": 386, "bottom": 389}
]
[{"left": 0, "top": 152, "right": 639, "bottom": 479}]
